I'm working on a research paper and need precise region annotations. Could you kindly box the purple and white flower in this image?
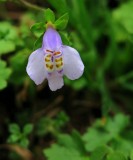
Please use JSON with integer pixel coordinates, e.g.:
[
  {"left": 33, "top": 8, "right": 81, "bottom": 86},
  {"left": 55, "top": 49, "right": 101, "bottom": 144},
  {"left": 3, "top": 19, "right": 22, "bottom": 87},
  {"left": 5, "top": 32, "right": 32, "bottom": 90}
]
[{"left": 26, "top": 27, "right": 84, "bottom": 91}]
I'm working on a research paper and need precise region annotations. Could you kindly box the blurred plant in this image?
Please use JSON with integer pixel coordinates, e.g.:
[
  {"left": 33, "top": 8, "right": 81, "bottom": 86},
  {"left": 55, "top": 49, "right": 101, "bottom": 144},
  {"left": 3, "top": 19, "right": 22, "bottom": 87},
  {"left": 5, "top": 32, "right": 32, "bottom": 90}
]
[
  {"left": 43, "top": 113, "right": 133, "bottom": 160},
  {"left": 35, "top": 111, "right": 69, "bottom": 136},
  {"left": 0, "top": 60, "right": 12, "bottom": 89},
  {"left": 7, "top": 123, "right": 33, "bottom": 148},
  {"left": 1, "top": 0, "right": 133, "bottom": 159}
]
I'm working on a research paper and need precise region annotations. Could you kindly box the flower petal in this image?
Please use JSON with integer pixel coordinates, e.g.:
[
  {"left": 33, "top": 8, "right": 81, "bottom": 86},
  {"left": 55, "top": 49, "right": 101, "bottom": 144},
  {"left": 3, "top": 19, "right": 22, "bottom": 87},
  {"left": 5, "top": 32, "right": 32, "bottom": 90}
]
[
  {"left": 63, "top": 46, "right": 84, "bottom": 80},
  {"left": 42, "top": 27, "right": 62, "bottom": 51},
  {"left": 26, "top": 48, "right": 46, "bottom": 85},
  {"left": 48, "top": 72, "right": 64, "bottom": 91}
]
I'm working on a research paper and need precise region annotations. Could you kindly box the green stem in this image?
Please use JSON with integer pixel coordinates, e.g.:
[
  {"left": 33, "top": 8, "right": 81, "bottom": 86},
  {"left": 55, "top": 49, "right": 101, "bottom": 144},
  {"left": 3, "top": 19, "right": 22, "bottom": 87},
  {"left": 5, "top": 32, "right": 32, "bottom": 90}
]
[{"left": 18, "top": 0, "right": 44, "bottom": 11}]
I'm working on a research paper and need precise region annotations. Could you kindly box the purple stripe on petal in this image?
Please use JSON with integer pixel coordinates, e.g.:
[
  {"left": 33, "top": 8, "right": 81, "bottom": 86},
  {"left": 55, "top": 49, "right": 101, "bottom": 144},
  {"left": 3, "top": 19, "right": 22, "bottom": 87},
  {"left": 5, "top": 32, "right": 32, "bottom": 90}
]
[{"left": 42, "top": 27, "right": 62, "bottom": 51}]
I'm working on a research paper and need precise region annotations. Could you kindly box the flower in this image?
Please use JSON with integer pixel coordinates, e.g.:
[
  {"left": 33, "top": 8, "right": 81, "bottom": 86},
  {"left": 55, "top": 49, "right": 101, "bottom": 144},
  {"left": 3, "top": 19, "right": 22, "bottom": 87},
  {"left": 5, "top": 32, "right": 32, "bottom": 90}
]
[{"left": 26, "top": 27, "right": 84, "bottom": 91}]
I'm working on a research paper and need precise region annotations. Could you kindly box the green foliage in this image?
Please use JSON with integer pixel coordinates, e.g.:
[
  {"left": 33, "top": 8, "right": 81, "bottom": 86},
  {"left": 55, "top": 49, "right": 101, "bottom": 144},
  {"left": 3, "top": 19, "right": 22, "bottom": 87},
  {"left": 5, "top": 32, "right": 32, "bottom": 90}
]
[
  {"left": 44, "top": 144, "right": 85, "bottom": 160},
  {"left": 55, "top": 13, "right": 69, "bottom": 30},
  {"left": 9, "top": 124, "right": 20, "bottom": 134},
  {"left": 113, "top": 1, "right": 133, "bottom": 34},
  {"left": 0, "top": 60, "right": 12, "bottom": 89},
  {"left": 44, "top": 8, "right": 55, "bottom": 23},
  {"left": 30, "top": 22, "right": 45, "bottom": 37},
  {"left": 82, "top": 114, "right": 131, "bottom": 152},
  {"left": 43, "top": 113, "right": 133, "bottom": 160},
  {"left": 130, "top": 150, "right": 133, "bottom": 160},
  {"left": 10, "top": 49, "right": 30, "bottom": 85},
  {"left": 33, "top": 34, "right": 44, "bottom": 50},
  {"left": 23, "top": 124, "right": 33, "bottom": 135},
  {"left": 47, "top": 0, "right": 68, "bottom": 14},
  {"left": 1, "top": 0, "right": 133, "bottom": 160},
  {"left": 0, "top": 22, "right": 18, "bottom": 55},
  {"left": 35, "top": 111, "right": 69, "bottom": 136},
  {"left": 44, "top": 131, "right": 87, "bottom": 160},
  {"left": 90, "top": 145, "right": 111, "bottom": 160},
  {"left": 31, "top": 9, "right": 69, "bottom": 50},
  {"left": 107, "top": 152, "right": 127, "bottom": 160},
  {"left": 7, "top": 123, "right": 33, "bottom": 148},
  {"left": 59, "top": 31, "right": 70, "bottom": 45}
]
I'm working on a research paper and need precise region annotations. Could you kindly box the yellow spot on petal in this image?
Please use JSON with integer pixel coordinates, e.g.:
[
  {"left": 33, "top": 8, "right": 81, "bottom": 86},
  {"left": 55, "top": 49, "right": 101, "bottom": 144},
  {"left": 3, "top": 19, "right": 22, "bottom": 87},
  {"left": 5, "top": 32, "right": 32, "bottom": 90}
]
[{"left": 55, "top": 57, "right": 62, "bottom": 62}]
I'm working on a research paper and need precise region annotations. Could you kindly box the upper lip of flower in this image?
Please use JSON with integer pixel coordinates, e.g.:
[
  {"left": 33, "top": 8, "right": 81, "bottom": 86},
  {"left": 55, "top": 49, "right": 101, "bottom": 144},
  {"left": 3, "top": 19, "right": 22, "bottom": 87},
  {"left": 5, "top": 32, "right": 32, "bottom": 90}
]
[{"left": 26, "top": 27, "right": 84, "bottom": 91}]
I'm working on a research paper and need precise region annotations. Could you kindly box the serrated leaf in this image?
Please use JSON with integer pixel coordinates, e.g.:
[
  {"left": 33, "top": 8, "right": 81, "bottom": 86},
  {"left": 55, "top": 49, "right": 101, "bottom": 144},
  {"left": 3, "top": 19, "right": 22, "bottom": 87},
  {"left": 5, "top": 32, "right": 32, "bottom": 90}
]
[
  {"left": 44, "top": 8, "right": 55, "bottom": 23},
  {"left": 90, "top": 145, "right": 111, "bottom": 160},
  {"left": 44, "top": 144, "right": 84, "bottom": 160},
  {"left": 82, "top": 128, "right": 112, "bottom": 152},
  {"left": 107, "top": 152, "right": 127, "bottom": 160},
  {"left": 57, "top": 134, "right": 78, "bottom": 149},
  {"left": 0, "top": 60, "right": 12, "bottom": 90},
  {"left": 9, "top": 124, "right": 20, "bottom": 134},
  {"left": 23, "top": 124, "right": 33, "bottom": 135},
  {"left": 55, "top": 13, "right": 69, "bottom": 30},
  {"left": 105, "top": 114, "right": 129, "bottom": 136}
]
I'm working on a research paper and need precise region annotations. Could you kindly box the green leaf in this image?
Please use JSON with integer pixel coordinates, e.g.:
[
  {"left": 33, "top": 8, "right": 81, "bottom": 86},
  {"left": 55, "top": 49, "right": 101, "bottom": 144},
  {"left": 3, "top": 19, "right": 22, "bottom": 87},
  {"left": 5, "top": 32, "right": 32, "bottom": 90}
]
[
  {"left": 44, "top": 144, "right": 84, "bottom": 160},
  {"left": 113, "top": 1, "right": 133, "bottom": 34},
  {"left": 71, "top": 130, "right": 87, "bottom": 155},
  {"left": 90, "top": 145, "right": 111, "bottom": 160},
  {"left": 107, "top": 152, "right": 127, "bottom": 160},
  {"left": 7, "top": 134, "right": 20, "bottom": 143},
  {"left": 10, "top": 49, "right": 30, "bottom": 85},
  {"left": 44, "top": 8, "right": 55, "bottom": 23},
  {"left": 20, "top": 138, "right": 29, "bottom": 148},
  {"left": 105, "top": 114, "right": 129, "bottom": 136},
  {"left": 23, "top": 124, "right": 33, "bottom": 135},
  {"left": 110, "top": 138, "right": 133, "bottom": 157},
  {"left": 55, "top": 13, "right": 69, "bottom": 30},
  {"left": 0, "top": 22, "right": 17, "bottom": 54},
  {"left": 9, "top": 124, "right": 20, "bottom": 134},
  {"left": 33, "top": 34, "right": 43, "bottom": 50},
  {"left": 0, "top": 60, "right": 12, "bottom": 90},
  {"left": 59, "top": 32, "right": 70, "bottom": 45},
  {"left": 0, "top": 22, "right": 17, "bottom": 40},
  {"left": 57, "top": 132, "right": 85, "bottom": 155},
  {"left": 0, "top": 40, "right": 15, "bottom": 55},
  {"left": 30, "top": 22, "right": 45, "bottom": 37},
  {"left": 57, "top": 134, "right": 78, "bottom": 150},
  {"left": 82, "top": 128, "right": 112, "bottom": 152}
]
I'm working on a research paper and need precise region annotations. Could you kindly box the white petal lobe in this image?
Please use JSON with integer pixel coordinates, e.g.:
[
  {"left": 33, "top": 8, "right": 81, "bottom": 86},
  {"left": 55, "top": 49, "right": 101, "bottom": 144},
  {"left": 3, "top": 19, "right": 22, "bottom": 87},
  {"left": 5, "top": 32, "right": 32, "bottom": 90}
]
[
  {"left": 63, "top": 46, "right": 84, "bottom": 80},
  {"left": 26, "top": 48, "right": 46, "bottom": 85},
  {"left": 48, "top": 72, "right": 64, "bottom": 91}
]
